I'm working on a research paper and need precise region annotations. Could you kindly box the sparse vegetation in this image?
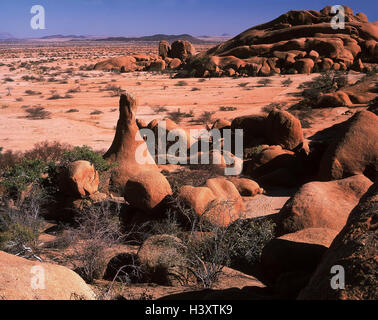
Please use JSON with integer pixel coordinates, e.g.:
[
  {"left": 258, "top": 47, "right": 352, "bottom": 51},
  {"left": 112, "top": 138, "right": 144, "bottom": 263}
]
[
  {"left": 281, "top": 77, "right": 293, "bottom": 87},
  {"left": 197, "top": 111, "right": 215, "bottom": 124},
  {"left": 257, "top": 78, "right": 272, "bottom": 87},
  {"left": 175, "top": 80, "right": 188, "bottom": 87},
  {"left": 299, "top": 71, "right": 348, "bottom": 101},
  {"left": 219, "top": 106, "right": 237, "bottom": 111},
  {"left": 25, "top": 107, "right": 51, "bottom": 120},
  {"left": 90, "top": 110, "right": 103, "bottom": 115},
  {"left": 66, "top": 108, "right": 79, "bottom": 113}
]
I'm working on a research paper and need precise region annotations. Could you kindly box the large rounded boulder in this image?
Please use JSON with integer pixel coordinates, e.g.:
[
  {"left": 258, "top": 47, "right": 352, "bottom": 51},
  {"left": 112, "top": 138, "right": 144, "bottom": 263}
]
[
  {"left": 275, "top": 174, "right": 373, "bottom": 235},
  {"left": 318, "top": 111, "right": 378, "bottom": 181},
  {"left": 261, "top": 228, "right": 337, "bottom": 293},
  {"left": 170, "top": 40, "right": 196, "bottom": 61},
  {"left": 298, "top": 182, "right": 378, "bottom": 300},
  {"left": 265, "top": 109, "right": 304, "bottom": 150},
  {"left": 0, "top": 251, "right": 95, "bottom": 300},
  {"left": 124, "top": 170, "right": 172, "bottom": 212},
  {"left": 178, "top": 177, "right": 245, "bottom": 227},
  {"left": 58, "top": 160, "right": 99, "bottom": 198}
]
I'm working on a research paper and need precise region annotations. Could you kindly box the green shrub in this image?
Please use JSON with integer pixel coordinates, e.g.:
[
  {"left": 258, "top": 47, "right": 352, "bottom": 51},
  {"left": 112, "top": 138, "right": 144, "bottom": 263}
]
[
  {"left": 0, "top": 191, "right": 44, "bottom": 254},
  {"left": 60, "top": 145, "right": 115, "bottom": 173},
  {"left": 1, "top": 158, "right": 50, "bottom": 195},
  {"left": 224, "top": 218, "right": 275, "bottom": 272}
]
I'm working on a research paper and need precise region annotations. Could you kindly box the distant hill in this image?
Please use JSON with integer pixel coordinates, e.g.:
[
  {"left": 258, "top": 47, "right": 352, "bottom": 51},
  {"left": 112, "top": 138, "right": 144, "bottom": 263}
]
[
  {"left": 95, "top": 34, "right": 208, "bottom": 44},
  {"left": 41, "top": 34, "right": 87, "bottom": 39},
  {"left": 0, "top": 32, "right": 15, "bottom": 40}
]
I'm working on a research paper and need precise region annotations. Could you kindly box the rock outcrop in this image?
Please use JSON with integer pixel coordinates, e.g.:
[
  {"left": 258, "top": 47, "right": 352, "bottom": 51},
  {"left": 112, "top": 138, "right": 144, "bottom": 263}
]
[
  {"left": 185, "top": 6, "right": 378, "bottom": 77},
  {"left": 103, "top": 94, "right": 158, "bottom": 193},
  {"left": 298, "top": 182, "right": 378, "bottom": 300}
]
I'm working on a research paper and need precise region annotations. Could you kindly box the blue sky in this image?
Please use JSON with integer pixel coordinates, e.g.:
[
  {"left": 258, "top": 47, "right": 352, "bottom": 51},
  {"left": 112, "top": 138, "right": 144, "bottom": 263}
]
[{"left": 1, "top": 0, "right": 377, "bottom": 38}]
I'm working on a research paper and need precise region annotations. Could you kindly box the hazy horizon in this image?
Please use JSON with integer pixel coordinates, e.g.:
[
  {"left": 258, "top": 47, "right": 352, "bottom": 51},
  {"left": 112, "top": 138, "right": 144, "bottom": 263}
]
[{"left": 1, "top": 0, "right": 377, "bottom": 38}]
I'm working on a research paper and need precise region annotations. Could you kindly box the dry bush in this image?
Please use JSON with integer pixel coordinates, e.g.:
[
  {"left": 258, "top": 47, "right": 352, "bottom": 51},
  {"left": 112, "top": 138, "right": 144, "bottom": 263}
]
[
  {"left": 281, "top": 77, "right": 293, "bottom": 87},
  {"left": 155, "top": 106, "right": 168, "bottom": 113},
  {"left": 0, "top": 149, "right": 22, "bottom": 171},
  {"left": 25, "top": 90, "right": 42, "bottom": 96},
  {"left": 238, "top": 82, "right": 249, "bottom": 88},
  {"left": 197, "top": 111, "right": 215, "bottom": 124},
  {"left": 90, "top": 110, "right": 103, "bottom": 115},
  {"left": 257, "top": 78, "right": 272, "bottom": 87},
  {"left": 23, "top": 141, "right": 72, "bottom": 163},
  {"left": 0, "top": 187, "right": 45, "bottom": 259},
  {"left": 219, "top": 106, "right": 237, "bottom": 111},
  {"left": 143, "top": 194, "right": 275, "bottom": 289},
  {"left": 25, "top": 107, "right": 51, "bottom": 120},
  {"left": 298, "top": 71, "right": 348, "bottom": 101},
  {"left": 175, "top": 80, "right": 188, "bottom": 86},
  {"left": 68, "top": 201, "right": 125, "bottom": 283},
  {"left": 262, "top": 102, "right": 286, "bottom": 114},
  {"left": 66, "top": 108, "right": 79, "bottom": 113}
]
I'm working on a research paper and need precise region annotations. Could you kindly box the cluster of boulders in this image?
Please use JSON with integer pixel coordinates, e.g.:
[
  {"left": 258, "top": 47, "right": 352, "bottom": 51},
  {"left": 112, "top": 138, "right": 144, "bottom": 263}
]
[
  {"left": 104, "top": 94, "right": 261, "bottom": 228},
  {"left": 93, "top": 40, "right": 196, "bottom": 73},
  {"left": 101, "top": 93, "right": 377, "bottom": 298},
  {"left": 1, "top": 88, "right": 377, "bottom": 299},
  {"left": 183, "top": 6, "right": 378, "bottom": 77}
]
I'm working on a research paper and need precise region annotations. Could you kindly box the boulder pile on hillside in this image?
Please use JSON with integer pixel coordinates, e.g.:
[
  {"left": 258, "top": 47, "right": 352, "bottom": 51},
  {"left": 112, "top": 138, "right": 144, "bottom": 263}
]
[
  {"left": 94, "top": 40, "right": 196, "bottom": 73},
  {"left": 184, "top": 6, "right": 378, "bottom": 77}
]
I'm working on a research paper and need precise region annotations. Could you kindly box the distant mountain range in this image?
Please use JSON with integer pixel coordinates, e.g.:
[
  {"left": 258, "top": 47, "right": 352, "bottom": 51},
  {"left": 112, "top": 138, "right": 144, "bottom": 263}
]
[
  {"left": 40, "top": 34, "right": 87, "bottom": 39},
  {"left": 0, "top": 33, "right": 228, "bottom": 43},
  {"left": 0, "top": 32, "right": 15, "bottom": 40},
  {"left": 94, "top": 34, "right": 208, "bottom": 44}
]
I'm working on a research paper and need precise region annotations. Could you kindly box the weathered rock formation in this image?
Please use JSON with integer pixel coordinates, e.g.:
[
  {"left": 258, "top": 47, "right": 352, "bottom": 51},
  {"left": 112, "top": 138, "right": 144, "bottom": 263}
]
[{"left": 103, "top": 94, "right": 158, "bottom": 193}]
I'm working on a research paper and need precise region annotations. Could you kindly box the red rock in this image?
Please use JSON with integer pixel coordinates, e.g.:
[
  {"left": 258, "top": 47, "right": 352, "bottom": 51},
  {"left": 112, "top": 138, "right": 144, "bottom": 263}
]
[
  {"left": 0, "top": 251, "right": 95, "bottom": 300},
  {"left": 298, "top": 182, "right": 378, "bottom": 300},
  {"left": 266, "top": 109, "right": 304, "bottom": 150},
  {"left": 319, "top": 111, "right": 378, "bottom": 181},
  {"left": 58, "top": 160, "right": 99, "bottom": 198},
  {"left": 275, "top": 175, "right": 373, "bottom": 235},
  {"left": 103, "top": 94, "right": 159, "bottom": 193},
  {"left": 124, "top": 170, "right": 172, "bottom": 212}
]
